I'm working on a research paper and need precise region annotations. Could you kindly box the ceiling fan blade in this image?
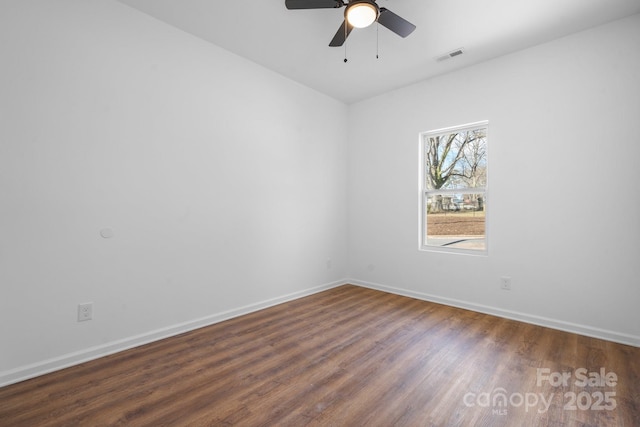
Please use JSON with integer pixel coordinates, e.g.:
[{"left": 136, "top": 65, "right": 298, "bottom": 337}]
[
  {"left": 329, "top": 20, "right": 354, "bottom": 47},
  {"left": 377, "top": 7, "right": 416, "bottom": 38},
  {"left": 285, "top": 0, "right": 342, "bottom": 9}
]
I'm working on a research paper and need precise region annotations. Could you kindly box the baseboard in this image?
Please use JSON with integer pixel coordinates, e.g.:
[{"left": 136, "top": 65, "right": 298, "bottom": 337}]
[
  {"left": 0, "top": 280, "right": 347, "bottom": 388},
  {"left": 4, "top": 278, "right": 637, "bottom": 388},
  {"left": 348, "top": 278, "right": 640, "bottom": 348}
]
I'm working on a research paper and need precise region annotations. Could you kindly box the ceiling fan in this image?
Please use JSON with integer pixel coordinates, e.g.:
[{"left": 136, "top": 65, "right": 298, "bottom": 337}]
[{"left": 285, "top": 0, "right": 416, "bottom": 47}]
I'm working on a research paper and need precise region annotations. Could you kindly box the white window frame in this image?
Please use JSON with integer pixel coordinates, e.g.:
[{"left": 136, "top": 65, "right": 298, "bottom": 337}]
[{"left": 418, "top": 121, "right": 489, "bottom": 256}]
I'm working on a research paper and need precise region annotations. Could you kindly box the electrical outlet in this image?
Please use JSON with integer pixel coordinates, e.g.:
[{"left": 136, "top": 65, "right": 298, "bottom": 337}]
[
  {"left": 78, "top": 303, "right": 93, "bottom": 321},
  {"left": 500, "top": 277, "right": 512, "bottom": 291}
]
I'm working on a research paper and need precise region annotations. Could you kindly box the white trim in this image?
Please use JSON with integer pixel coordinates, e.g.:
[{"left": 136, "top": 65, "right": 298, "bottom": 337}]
[
  {"left": 348, "top": 279, "right": 640, "bottom": 348},
  {"left": 424, "top": 187, "right": 486, "bottom": 195},
  {"left": 0, "top": 280, "right": 346, "bottom": 388},
  {"left": 418, "top": 121, "right": 489, "bottom": 256},
  {"left": 421, "top": 120, "right": 489, "bottom": 138},
  {"left": 3, "top": 278, "right": 637, "bottom": 387}
]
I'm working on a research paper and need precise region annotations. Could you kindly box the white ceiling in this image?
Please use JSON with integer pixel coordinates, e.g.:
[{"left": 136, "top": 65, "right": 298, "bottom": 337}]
[{"left": 117, "top": 0, "right": 640, "bottom": 104}]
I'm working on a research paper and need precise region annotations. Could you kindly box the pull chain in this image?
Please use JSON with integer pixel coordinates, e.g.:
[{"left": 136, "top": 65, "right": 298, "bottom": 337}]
[
  {"left": 376, "top": 22, "right": 379, "bottom": 59},
  {"left": 344, "top": 23, "right": 348, "bottom": 63}
]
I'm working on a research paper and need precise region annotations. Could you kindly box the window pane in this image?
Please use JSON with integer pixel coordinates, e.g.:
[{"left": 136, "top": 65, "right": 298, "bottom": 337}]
[
  {"left": 425, "top": 193, "right": 486, "bottom": 250},
  {"left": 423, "top": 128, "right": 487, "bottom": 190}
]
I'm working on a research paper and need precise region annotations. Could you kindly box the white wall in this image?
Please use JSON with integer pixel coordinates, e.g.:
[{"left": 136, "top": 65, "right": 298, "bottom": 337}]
[
  {"left": 0, "top": 0, "right": 348, "bottom": 385},
  {"left": 347, "top": 14, "right": 640, "bottom": 345}
]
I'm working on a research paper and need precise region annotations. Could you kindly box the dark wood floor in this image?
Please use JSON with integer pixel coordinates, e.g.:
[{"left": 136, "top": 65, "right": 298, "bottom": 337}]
[{"left": 1, "top": 285, "right": 638, "bottom": 426}]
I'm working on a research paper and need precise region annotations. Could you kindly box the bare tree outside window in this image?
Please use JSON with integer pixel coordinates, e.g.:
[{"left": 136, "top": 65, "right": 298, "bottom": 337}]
[{"left": 421, "top": 122, "right": 488, "bottom": 253}]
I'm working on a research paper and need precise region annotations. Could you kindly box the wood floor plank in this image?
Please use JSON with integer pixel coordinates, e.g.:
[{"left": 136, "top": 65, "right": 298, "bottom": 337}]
[{"left": 0, "top": 284, "right": 638, "bottom": 426}]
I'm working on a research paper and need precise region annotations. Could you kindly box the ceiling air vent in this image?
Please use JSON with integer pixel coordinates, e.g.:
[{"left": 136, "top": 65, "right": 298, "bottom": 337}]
[{"left": 436, "top": 48, "right": 464, "bottom": 62}]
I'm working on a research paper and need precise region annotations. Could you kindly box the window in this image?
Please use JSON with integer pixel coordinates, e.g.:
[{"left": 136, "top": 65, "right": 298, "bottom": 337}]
[{"left": 419, "top": 121, "right": 488, "bottom": 254}]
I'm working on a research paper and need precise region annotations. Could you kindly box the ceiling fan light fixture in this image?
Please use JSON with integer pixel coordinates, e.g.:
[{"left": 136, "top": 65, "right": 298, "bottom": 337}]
[{"left": 346, "top": 1, "right": 378, "bottom": 28}]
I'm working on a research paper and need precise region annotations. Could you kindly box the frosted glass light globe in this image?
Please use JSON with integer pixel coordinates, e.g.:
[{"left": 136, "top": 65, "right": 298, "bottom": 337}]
[{"left": 346, "top": 3, "right": 377, "bottom": 28}]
